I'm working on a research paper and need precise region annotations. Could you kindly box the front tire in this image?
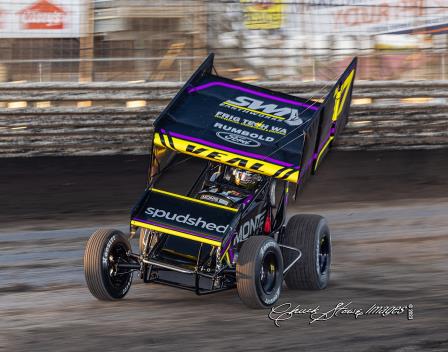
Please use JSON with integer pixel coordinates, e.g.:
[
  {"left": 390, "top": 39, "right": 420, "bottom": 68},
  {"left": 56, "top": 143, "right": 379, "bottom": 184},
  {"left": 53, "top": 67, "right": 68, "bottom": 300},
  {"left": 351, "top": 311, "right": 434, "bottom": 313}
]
[
  {"left": 84, "top": 229, "right": 133, "bottom": 300},
  {"left": 236, "top": 236, "right": 284, "bottom": 309},
  {"left": 281, "top": 214, "right": 331, "bottom": 290}
]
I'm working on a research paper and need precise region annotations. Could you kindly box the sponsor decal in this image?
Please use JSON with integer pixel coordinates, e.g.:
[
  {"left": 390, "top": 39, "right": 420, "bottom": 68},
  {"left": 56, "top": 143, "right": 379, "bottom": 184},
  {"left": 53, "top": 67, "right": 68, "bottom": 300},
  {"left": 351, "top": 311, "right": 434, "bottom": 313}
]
[
  {"left": 216, "top": 131, "right": 261, "bottom": 148},
  {"left": 17, "top": 0, "right": 66, "bottom": 30},
  {"left": 154, "top": 132, "right": 300, "bottom": 183},
  {"left": 102, "top": 235, "right": 116, "bottom": 266},
  {"left": 241, "top": 0, "right": 284, "bottom": 30},
  {"left": 215, "top": 111, "right": 287, "bottom": 135},
  {"left": 214, "top": 122, "right": 275, "bottom": 143},
  {"left": 199, "top": 194, "right": 230, "bottom": 206},
  {"left": 221, "top": 96, "right": 304, "bottom": 126},
  {"left": 235, "top": 211, "right": 266, "bottom": 243},
  {"left": 145, "top": 207, "right": 229, "bottom": 234},
  {"left": 332, "top": 68, "right": 355, "bottom": 122}
]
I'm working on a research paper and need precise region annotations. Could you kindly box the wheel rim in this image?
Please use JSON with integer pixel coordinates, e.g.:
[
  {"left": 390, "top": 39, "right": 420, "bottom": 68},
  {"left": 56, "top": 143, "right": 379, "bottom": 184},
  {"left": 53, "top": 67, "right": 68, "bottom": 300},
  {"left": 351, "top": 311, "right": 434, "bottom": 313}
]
[
  {"left": 318, "top": 235, "right": 330, "bottom": 275},
  {"left": 260, "top": 252, "right": 278, "bottom": 295},
  {"left": 104, "top": 241, "right": 132, "bottom": 290}
]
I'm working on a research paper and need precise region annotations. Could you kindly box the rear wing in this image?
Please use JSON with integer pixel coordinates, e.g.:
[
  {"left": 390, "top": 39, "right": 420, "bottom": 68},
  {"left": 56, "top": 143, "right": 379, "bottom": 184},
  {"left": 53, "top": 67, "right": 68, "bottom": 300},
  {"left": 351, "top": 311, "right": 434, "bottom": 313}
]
[
  {"left": 153, "top": 53, "right": 215, "bottom": 127},
  {"left": 297, "top": 57, "right": 357, "bottom": 188},
  {"left": 150, "top": 54, "right": 356, "bottom": 188}
]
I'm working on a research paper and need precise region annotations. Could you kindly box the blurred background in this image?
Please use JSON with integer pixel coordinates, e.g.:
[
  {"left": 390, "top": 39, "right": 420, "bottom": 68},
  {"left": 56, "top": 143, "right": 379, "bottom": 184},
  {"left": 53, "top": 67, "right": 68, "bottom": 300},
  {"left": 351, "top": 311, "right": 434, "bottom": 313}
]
[
  {"left": 1, "top": 3, "right": 448, "bottom": 351},
  {"left": 1, "top": 0, "right": 448, "bottom": 83}
]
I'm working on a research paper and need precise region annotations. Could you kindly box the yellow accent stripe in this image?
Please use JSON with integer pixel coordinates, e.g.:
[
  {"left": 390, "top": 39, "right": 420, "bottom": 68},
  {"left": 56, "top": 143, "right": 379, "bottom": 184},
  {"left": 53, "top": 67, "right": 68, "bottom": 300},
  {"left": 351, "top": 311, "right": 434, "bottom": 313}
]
[
  {"left": 218, "top": 237, "right": 234, "bottom": 266},
  {"left": 332, "top": 68, "right": 355, "bottom": 122},
  {"left": 224, "top": 251, "right": 231, "bottom": 266},
  {"left": 215, "top": 114, "right": 286, "bottom": 135},
  {"left": 151, "top": 188, "right": 238, "bottom": 212},
  {"left": 153, "top": 133, "right": 300, "bottom": 183},
  {"left": 131, "top": 220, "right": 222, "bottom": 247},
  {"left": 220, "top": 243, "right": 230, "bottom": 258},
  {"left": 315, "top": 136, "right": 334, "bottom": 170},
  {"left": 223, "top": 102, "right": 286, "bottom": 120}
]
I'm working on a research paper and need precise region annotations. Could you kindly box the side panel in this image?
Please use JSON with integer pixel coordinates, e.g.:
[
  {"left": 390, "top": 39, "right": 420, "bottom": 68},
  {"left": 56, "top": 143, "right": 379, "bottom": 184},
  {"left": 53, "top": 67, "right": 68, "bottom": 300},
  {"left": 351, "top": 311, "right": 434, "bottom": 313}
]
[
  {"left": 313, "top": 57, "right": 357, "bottom": 172},
  {"left": 234, "top": 199, "right": 267, "bottom": 245},
  {"left": 297, "top": 116, "right": 320, "bottom": 187}
]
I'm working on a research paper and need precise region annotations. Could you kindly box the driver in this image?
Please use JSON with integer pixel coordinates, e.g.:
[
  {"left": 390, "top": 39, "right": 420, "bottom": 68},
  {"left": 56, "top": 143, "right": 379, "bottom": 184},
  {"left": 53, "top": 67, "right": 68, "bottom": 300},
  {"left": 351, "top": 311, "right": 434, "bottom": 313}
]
[
  {"left": 227, "top": 168, "right": 263, "bottom": 191},
  {"left": 196, "top": 167, "right": 263, "bottom": 207}
]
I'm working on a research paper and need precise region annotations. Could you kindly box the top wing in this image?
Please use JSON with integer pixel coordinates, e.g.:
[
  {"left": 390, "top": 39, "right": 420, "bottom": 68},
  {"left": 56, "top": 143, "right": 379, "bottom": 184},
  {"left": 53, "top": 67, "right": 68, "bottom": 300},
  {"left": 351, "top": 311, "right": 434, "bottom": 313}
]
[{"left": 151, "top": 54, "right": 356, "bottom": 185}]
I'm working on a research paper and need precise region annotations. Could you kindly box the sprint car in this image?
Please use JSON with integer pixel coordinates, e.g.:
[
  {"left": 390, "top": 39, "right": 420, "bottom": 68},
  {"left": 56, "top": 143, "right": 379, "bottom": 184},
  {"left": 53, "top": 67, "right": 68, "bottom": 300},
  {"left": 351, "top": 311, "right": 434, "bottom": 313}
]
[{"left": 83, "top": 54, "right": 357, "bottom": 308}]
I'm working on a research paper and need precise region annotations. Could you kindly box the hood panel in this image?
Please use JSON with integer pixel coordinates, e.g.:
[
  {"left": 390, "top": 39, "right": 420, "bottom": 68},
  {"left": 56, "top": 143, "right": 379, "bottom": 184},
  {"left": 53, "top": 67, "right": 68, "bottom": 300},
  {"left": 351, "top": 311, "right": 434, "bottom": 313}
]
[{"left": 132, "top": 188, "right": 238, "bottom": 246}]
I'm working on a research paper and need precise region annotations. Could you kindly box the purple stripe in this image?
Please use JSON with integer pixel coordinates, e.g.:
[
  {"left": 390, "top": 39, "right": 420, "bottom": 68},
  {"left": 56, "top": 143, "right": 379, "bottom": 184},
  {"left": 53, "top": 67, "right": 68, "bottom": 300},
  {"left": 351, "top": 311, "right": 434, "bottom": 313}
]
[
  {"left": 188, "top": 81, "right": 319, "bottom": 111},
  {"left": 168, "top": 131, "right": 295, "bottom": 168},
  {"left": 243, "top": 194, "right": 254, "bottom": 205},
  {"left": 317, "top": 120, "right": 337, "bottom": 153},
  {"left": 295, "top": 130, "right": 330, "bottom": 181},
  {"left": 299, "top": 121, "right": 338, "bottom": 182},
  {"left": 133, "top": 218, "right": 222, "bottom": 242},
  {"left": 228, "top": 247, "right": 235, "bottom": 263},
  {"left": 318, "top": 129, "right": 333, "bottom": 153},
  {"left": 220, "top": 232, "right": 237, "bottom": 256}
]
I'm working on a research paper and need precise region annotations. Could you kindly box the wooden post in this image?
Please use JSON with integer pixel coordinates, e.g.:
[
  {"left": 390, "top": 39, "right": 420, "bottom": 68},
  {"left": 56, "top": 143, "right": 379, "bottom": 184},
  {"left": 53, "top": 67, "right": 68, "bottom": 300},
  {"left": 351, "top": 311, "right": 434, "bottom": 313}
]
[
  {"left": 193, "top": 0, "right": 208, "bottom": 69},
  {"left": 79, "top": 0, "right": 94, "bottom": 82}
]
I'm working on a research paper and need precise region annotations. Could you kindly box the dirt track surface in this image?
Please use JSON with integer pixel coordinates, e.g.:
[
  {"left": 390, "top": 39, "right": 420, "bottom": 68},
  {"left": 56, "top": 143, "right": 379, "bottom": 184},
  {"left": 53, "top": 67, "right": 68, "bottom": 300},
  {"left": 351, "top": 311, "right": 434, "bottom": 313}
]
[{"left": 1, "top": 150, "right": 447, "bottom": 351}]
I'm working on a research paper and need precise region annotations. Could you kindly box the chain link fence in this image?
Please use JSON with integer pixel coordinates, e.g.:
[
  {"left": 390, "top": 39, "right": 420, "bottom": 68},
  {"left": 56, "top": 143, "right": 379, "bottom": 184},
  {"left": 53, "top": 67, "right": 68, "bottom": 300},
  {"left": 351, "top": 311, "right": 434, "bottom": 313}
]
[{"left": 0, "top": 0, "right": 447, "bottom": 82}]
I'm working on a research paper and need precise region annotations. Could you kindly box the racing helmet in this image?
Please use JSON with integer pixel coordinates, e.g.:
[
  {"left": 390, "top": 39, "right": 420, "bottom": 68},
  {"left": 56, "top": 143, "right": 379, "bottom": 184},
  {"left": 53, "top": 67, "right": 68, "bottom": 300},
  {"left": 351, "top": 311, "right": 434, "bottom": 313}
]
[{"left": 230, "top": 168, "right": 262, "bottom": 190}]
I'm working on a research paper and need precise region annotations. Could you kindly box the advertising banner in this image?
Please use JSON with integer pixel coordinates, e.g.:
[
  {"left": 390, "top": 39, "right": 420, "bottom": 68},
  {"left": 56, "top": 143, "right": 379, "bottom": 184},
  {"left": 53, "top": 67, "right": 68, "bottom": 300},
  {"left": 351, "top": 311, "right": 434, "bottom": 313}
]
[
  {"left": 0, "top": 0, "right": 86, "bottom": 38},
  {"left": 303, "top": 0, "right": 448, "bottom": 35},
  {"left": 241, "top": 0, "right": 284, "bottom": 30}
]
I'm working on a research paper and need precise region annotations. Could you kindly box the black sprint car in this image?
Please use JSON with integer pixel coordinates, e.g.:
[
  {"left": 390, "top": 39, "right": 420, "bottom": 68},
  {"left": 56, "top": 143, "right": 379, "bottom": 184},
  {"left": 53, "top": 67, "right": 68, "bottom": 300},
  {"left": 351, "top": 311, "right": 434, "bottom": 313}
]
[{"left": 83, "top": 54, "right": 357, "bottom": 308}]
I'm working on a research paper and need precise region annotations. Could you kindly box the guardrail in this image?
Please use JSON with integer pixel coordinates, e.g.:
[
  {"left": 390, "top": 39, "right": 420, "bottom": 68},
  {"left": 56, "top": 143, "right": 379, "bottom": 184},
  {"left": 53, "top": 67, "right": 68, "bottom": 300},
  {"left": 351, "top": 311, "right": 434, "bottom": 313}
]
[{"left": 0, "top": 81, "right": 447, "bottom": 157}]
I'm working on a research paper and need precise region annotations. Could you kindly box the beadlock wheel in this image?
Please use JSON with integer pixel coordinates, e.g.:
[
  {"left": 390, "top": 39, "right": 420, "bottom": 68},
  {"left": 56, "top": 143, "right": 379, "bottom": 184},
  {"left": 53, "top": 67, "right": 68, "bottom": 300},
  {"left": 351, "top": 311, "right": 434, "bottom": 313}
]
[{"left": 84, "top": 229, "right": 133, "bottom": 300}]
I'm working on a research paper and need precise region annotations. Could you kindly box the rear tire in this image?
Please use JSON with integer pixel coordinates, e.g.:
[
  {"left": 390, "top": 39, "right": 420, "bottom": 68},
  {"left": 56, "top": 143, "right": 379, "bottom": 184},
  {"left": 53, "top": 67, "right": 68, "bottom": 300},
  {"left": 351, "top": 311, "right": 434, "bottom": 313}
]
[
  {"left": 84, "top": 229, "right": 133, "bottom": 300},
  {"left": 281, "top": 214, "right": 331, "bottom": 290},
  {"left": 236, "top": 236, "right": 283, "bottom": 309}
]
